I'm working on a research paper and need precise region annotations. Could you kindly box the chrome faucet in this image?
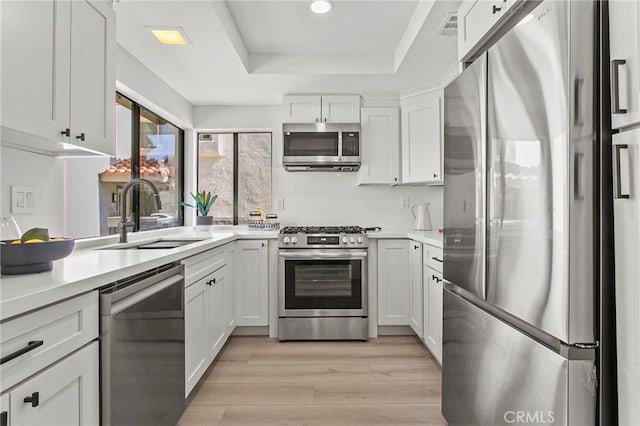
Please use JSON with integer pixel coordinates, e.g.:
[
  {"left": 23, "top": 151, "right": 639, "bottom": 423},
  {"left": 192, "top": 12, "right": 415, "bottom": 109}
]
[{"left": 118, "top": 178, "right": 162, "bottom": 243}]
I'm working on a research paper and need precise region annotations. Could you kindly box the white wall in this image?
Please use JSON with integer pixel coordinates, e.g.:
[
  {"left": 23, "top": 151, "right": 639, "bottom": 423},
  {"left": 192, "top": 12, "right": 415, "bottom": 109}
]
[
  {"left": 194, "top": 105, "right": 443, "bottom": 230},
  {"left": 116, "top": 45, "right": 194, "bottom": 129},
  {"left": 64, "top": 157, "right": 111, "bottom": 238},
  {"left": 0, "top": 147, "right": 65, "bottom": 237}
]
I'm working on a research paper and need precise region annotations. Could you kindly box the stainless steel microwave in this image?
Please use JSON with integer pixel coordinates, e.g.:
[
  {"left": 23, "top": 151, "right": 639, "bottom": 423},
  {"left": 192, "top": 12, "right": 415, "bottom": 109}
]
[{"left": 282, "top": 123, "right": 360, "bottom": 171}]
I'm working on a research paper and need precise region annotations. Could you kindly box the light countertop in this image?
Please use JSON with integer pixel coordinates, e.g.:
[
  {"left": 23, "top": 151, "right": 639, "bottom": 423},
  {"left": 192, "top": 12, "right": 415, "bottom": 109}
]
[{"left": 0, "top": 226, "right": 441, "bottom": 321}]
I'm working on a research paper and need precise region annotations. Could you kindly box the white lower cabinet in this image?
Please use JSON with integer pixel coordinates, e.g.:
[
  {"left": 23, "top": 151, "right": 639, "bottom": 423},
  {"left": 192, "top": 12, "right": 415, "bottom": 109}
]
[
  {"left": 184, "top": 278, "right": 209, "bottom": 396},
  {"left": 235, "top": 240, "right": 269, "bottom": 326},
  {"left": 408, "top": 242, "right": 424, "bottom": 337},
  {"left": 224, "top": 244, "right": 236, "bottom": 334},
  {"left": 207, "top": 268, "right": 226, "bottom": 358},
  {"left": 423, "top": 244, "right": 443, "bottom": 364},
  {"left": 377, "top": 240, "right": 410, "bottom": 325},
  {"left": 5, "top": 341, "right": 99, "bottom": 426}
]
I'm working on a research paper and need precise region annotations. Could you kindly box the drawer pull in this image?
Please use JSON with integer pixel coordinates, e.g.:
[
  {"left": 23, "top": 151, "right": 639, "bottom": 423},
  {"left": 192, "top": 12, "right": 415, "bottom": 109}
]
[
  {"left": 431, "top": 257, "right": 443, "bottom": 263},
  {"left": 24, "top": 392, "right": 39, "bottom": 407},
  {"left": 0, "top": 340, "right": 44, "bottom": 365},
  {"left": 492, "top": 4, "right": 501, "bottom": 14}
]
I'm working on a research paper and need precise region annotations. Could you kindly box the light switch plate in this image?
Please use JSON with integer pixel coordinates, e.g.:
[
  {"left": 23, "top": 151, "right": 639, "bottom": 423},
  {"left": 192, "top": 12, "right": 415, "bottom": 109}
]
[
  {"left": 11, "top": 185, "right": 36, "bottom": 214},
  {"left": 276, "top": 198, "right": 285, "bottom": 211}
]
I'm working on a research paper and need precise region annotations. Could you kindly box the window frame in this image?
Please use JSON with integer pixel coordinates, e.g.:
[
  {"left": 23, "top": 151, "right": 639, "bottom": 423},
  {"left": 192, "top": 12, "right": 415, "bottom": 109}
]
[
  {"left": 116, "top": 92, "right": 185, "bottom": 232},
  {"left": 197, "top": 131, "right": 273, "bottom": 225}
]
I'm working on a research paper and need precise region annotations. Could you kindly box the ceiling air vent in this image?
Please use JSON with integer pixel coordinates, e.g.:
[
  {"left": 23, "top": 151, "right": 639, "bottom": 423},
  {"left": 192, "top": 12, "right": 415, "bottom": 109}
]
[{"left": 436, "top": 12, "right": 458, "bottom": 37}]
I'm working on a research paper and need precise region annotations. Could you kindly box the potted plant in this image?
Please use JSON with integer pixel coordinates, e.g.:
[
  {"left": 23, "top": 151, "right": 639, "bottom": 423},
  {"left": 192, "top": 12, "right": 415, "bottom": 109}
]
[{"left": 181, "top": 190, "right": 217, "bottom": 225}]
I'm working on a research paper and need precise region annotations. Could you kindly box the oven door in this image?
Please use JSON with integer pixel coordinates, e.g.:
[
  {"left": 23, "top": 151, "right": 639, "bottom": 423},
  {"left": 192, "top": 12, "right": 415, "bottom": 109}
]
[{"left": 279, "top": 249, "right": 367, "bottom": 317}]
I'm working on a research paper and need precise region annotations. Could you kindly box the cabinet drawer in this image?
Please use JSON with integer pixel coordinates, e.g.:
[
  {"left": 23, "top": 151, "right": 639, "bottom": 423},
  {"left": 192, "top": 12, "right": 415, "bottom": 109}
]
[
  {"left": 423, "top": 244, "right": 443, "bottom": 273},
  {"left": 182, "top": 247, "right": 225, "bottom": 287},
  {"left": 0, "top": 291, "right": 98, "bottom": 392}
]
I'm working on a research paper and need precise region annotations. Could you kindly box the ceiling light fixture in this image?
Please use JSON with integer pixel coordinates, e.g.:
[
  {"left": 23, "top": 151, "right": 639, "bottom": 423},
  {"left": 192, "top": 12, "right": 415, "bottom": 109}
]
[
  {"left": 151, "top": 29, "right": 187, "bottom": 45},
  {"left": 310, "top": 0, "right": 333, "bottom": 15}
]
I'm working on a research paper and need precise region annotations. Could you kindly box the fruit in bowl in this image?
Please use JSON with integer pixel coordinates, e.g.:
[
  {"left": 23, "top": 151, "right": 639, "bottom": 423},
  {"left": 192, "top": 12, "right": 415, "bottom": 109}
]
[{"left": 1, "top": 228, "right": 75, "bottom": 275}]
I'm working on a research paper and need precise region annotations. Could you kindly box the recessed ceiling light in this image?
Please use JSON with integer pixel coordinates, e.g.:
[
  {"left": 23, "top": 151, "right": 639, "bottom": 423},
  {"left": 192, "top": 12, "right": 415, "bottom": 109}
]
[
  {"left": 310, "top": 0, "right": 333, "bottom": 14},
  {"left": 151, "top": 29, "right": 187, "bottom": 45}
]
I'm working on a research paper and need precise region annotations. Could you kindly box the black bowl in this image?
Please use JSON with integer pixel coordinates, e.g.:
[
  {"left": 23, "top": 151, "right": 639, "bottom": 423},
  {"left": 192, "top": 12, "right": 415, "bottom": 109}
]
[{"left": 1, "top": 238, "right": 75, "bottom": 275}]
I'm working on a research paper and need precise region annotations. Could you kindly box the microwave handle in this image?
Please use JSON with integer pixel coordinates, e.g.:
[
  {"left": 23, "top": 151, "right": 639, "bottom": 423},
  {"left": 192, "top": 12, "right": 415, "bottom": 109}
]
[{"left": 338, "top": 131, "right": 342, "bottom": 158}]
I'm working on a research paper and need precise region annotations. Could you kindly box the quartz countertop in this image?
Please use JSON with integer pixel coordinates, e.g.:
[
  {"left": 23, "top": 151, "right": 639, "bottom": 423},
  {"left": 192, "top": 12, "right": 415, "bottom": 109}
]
[
  {"left": 0, "top": 225, "right": 441, "bottom": 321},
  {"left": 0, "top": 226, "right": 278, "bottom": 321},
  {"left": 366, "top": 229, "right": 443, "bottom": 248}
]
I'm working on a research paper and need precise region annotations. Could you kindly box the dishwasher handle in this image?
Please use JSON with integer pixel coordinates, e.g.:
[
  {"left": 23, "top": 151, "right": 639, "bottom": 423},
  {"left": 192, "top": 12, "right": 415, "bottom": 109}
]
[
  {"left": 100, "top": 263, "right": 184, "bottom": 315},
  {"left": 109, "top": 274, "right": 183, "bottom": 315}
]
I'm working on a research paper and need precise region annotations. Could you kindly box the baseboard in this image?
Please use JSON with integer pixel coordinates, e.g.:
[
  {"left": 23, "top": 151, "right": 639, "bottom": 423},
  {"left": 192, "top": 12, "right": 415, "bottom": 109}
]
[
  {"left": 231, "top": 326, "right": 269, "bottom": 336},
  {"left": 377, "top": 325, "right": 415, "bottom": 336}
]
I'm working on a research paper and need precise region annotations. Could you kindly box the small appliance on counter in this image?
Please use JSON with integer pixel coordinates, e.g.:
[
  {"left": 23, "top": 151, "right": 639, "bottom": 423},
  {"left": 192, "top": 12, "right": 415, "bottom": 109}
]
[
  {"left": 278, "top": 226, "right": 368, "bottom": 341},
  {"left": 411, "top": 203, "right": 432, "bottom": 231}
]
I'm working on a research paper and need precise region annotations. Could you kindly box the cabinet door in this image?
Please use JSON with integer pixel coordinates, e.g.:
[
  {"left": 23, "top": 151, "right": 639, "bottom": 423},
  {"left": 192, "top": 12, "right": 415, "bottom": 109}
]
[
  {"left": 235, "top": 240, "right": 269, "bottom": 326},
  {"left": 409, "top": 243, "right": 423, "bottom": 337},
  {"left": 401, "top": 95, "right": 443, "bottom": 184},
  {"left": 424, "top": 269, "right": 443, "bottom": 364},
  {"left": 69, "top": 0, "right": 115, "bottom": 155},
  {"left": 377, "top": 240, "right": 410, "bottom": 325},
  {"left": 609, "top": 0, "right": 640, "bottom": 129},
  {"left": 0, "top": 0, "right": 71, "bottom": 143},
  {"left": 321, "top": 95, "right": 361, "bottom": 123},
  {"left": 224, "top": 247, "right": 236, "bottom": 334},
  {"left": 207, "top": 269, "right": 226, "bottom": 358},
  {"left": 185, "top": 279, "right": 208, "bottom": 396},
  {"left": 358, "top": 107, "right": 400, "bottom": 185},
  {"left": 10, "top": 342, "right": 98, "bottom": 426},
  {"left": 0, "top": 393, "right": 9, "bottom": 426},
  {"left": 457, "top": 0, "right": 510, "bottom": 61},
  {"left": 282, "top": 95, "right": 321, "bottom": 123}
]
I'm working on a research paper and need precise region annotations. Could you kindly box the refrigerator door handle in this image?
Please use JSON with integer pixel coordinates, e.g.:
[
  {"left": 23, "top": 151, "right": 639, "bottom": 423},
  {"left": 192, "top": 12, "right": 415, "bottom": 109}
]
[
  {"left": 611, "top": 59, "right": 628, "bottom": 114},
  {"left": 613, "top": 144, "right": 631, "bottom": 199}
]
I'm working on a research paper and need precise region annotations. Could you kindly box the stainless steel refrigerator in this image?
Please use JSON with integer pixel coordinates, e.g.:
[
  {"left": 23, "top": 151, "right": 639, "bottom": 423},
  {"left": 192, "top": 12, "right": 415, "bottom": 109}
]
[{"left": 442, "top": 1, "right": 606, "bottom": 425}]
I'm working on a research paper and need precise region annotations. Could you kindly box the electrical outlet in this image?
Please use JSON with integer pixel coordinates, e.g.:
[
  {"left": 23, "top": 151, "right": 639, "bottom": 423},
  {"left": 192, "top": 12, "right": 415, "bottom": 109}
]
[
  {"left": 276, "top": 198, "right": 285, "bottom": 211},
  {"left": 401, "top": 197, "right": 410, "bottom": 209},
  {"left": 11, "top": 185, "right": 36, "bottom": 214}
]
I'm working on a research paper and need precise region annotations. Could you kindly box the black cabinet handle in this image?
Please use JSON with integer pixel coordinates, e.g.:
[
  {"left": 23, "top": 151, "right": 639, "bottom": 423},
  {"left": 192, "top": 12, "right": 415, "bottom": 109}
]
[
  {"left": 492, "top": 4, "right": 501, "bottom": 14},
  {"left": 414, "top": 245, "right": 419, "bottom": 250},
  {"left": 206, "top": 280, "right": 212, "bottom": 286},
  {"left": 1, "top": 340, "right": 44, "bottom": 365},
  {"left": 212, "top": 278, "right": 216, "bottom": 284},
  {"left": 61, "top": 128, "right": 70, "bottom": 137},
  {"left": 431, "top": 257, "right": 443, "bottom": 263},
  {"left": 261, "top": 242, "right": 265, "bottom": 247},
  {"left": 1, "top": 411, "right": 7, "bottom": 426},
  {"left": 76, "top": 133, "right": 85, "bottom": 142},
  {"left": 24, "top": 392, "right": 39, "bottom": 407},
  {"left": 611, "top": 59, "right": 628, "bottom": 114}
]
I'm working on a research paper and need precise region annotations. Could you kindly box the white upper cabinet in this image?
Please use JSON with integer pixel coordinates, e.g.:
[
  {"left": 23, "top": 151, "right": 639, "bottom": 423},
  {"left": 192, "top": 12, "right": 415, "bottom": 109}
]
[
  {"left": 358, "top": 107, "right": 400, "bottom": 185},
  {"left": 283, "top": 95, "right": 360, "bottom": 123},
  {"left": 0, "top": 0, "right": 115, "bottom": 156},
  {"left": 401, "top": 92, "right": 443, "bottom": 184},
  {"left": 457, "top": 0, "right": 516, "bottom": 62},
  {"left": 609, "top": 0, "right": 640, "bottom": 129}
]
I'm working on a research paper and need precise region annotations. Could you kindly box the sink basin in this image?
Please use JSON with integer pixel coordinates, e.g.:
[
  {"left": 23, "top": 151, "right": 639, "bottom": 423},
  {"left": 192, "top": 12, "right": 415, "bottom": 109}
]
[{"left": 100, "top": 238, "right": 206, "bottom": 250}]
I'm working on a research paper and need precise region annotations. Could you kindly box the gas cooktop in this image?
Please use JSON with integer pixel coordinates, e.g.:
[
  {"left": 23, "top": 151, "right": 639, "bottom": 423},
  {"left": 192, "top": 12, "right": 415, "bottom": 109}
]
[
  {"left": 279, "top": 226, "right": 368, "bottom": 248},
  {"left": 280, "top": 226, "right": 365, "bottom": 235}
]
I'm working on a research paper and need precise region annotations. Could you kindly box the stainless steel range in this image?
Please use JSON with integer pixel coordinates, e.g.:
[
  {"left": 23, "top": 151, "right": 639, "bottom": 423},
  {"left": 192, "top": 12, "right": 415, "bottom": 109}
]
[{"left": 278, "top": 226, "right": 368, "bottom": 341}]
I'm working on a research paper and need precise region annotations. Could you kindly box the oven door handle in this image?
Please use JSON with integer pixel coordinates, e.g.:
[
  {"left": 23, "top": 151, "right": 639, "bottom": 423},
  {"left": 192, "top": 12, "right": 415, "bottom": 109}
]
[{"left": 279, "top": 250, "right": 368, "bottom": 259}]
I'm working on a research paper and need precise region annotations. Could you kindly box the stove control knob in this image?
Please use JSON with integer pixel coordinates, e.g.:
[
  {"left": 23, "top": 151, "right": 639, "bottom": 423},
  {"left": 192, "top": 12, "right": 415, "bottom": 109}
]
[
  {"left": 350, "top": 237, "right": 356, "bottom": 244},
  {"left": 283, "top": 236, "right": 290, "bottom": 244},
  {"left": 357, "top": 237, "right": 363, "bottom": 244},
  {"left": 291, "top": 236, "right": 298, "bottom": 244},
  {"left": 342, "top": 236, "right": 348, "bottom": 244}
]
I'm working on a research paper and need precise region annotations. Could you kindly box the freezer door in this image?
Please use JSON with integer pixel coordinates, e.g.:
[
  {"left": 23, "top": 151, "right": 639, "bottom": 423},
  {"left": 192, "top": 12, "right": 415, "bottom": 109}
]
[
  {"left": 486, "top": 0, "right": 595, "bottom": 344},
  {"left": 443, "top": 54, "right": 486, "bottom": 300},
  {"left": 442, "top": 289, "right": 596, "bottom": 426},
  {"left": 612, "top": 128, "right": 640, "bottom": 426}
]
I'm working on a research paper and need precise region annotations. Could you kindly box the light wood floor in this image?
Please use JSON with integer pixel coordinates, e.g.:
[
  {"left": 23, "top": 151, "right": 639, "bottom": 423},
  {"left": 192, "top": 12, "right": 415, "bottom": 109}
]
[{"left": 179, "top": 336, "right": 446, "bottom": 426}]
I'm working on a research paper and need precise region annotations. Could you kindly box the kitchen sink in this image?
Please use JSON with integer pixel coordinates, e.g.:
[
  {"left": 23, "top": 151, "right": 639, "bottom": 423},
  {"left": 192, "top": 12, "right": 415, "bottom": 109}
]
[{"left": 100, "top": 238, "right": 206, "bottom": 250}]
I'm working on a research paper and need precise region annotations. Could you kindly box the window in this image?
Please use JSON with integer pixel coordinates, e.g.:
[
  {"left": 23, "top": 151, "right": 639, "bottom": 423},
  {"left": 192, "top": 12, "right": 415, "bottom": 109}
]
[
  {"left": 98, "top": 93, "right": 184, "bottom": 235},
  {"left": 197, "top": 132, "right": 271, "bottom": 224}
]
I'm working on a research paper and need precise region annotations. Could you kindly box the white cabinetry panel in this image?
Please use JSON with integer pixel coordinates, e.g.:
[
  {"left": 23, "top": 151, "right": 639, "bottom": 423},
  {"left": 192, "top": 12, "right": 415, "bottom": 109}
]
[
  {"left": 409, "top": 242, "right": 423, "bottom": 337},
  {"left": 236, "top": 240, "right": 269, "bottom": 326},
  {"left": 358, "top": 107, "right": 400, "bottom": 185},
  {"left": 377, "top": 240, "right": 410, "bottom": 325}
]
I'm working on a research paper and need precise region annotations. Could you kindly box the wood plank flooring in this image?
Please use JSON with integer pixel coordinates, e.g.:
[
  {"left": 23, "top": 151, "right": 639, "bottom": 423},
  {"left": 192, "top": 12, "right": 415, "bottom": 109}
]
[{"left": 179, "top": 336, "right": 445, "bottom": 426}]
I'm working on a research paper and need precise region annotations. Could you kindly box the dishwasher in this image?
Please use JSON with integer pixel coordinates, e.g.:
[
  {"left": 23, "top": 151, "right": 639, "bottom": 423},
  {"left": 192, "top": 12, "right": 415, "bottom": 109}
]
[{"left": 99, "top": 262, "right": 185, "bottom": 426}]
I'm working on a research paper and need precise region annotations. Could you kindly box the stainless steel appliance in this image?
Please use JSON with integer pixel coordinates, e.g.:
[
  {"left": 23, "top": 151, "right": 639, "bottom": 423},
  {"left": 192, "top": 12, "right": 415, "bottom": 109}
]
[
  {"left": 609, "top": 1, "right": 640, "bottom": 423},
  {"left": 442, "top": 1, "right": 614, "bottom": 424},
  {"left": 100, "top": 263, "right": 185, "bottom": 426},
  {"left": 282, "top": 123, "right": 360, "bottom": 171},
  {"left": 278, "top": 226, "right": 368, "bottom": 340}
]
